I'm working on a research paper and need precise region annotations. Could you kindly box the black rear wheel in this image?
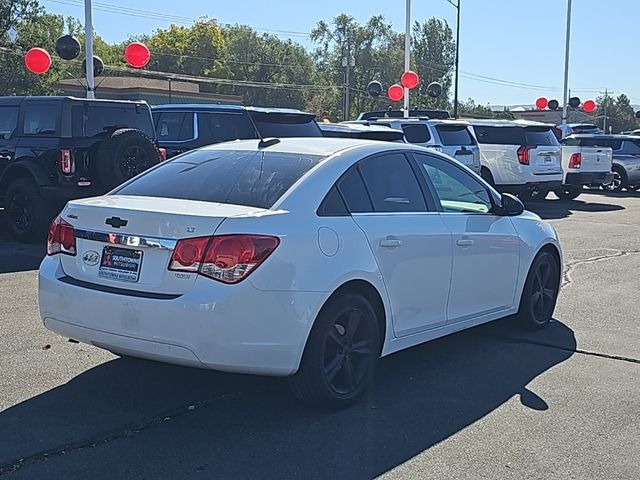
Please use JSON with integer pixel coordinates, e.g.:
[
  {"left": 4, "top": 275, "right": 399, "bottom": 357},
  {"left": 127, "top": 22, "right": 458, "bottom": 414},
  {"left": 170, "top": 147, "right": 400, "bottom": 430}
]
[
  {"left": 518, "top": 250, "right": 560, "bottom": 330},
  {"left": 5, "top": 178, "right": 56, "bottom": 242},
  {"left": 290, "top": 293, "right": 381, "bottom": 409},
  {"left": 554, "top": 185, "right": 582, "bottom": 201}
]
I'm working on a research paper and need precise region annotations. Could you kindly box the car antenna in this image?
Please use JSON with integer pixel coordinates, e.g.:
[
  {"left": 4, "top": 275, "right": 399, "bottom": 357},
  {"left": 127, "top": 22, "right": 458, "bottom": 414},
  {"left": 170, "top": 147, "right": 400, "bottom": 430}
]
[{"left": 247, "top": 111, "right": 281, "bottom": 149}]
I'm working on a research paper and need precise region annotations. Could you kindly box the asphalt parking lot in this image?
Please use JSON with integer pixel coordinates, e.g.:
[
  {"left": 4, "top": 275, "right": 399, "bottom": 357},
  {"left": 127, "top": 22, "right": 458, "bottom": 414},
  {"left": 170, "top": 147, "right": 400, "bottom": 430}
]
[{"left": 0, "top": 192, "right": 639, "bottom": 480}]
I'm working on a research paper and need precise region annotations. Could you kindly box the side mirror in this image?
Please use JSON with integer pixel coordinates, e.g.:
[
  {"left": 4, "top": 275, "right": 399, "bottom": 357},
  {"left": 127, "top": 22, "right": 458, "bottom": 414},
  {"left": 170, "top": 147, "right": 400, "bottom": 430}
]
[{"left": 499, "top": 193, "right": 524, "bottom": 216}]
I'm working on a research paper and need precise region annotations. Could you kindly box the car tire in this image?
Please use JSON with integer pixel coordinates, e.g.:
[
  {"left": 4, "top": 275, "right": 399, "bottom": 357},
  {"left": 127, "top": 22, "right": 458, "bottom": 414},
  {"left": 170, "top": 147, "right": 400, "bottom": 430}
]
[
  {"left": 519, "top": 188, "right": 547, "bottom": 203},
  {"left": 517, "top": 250, "right": 560, "bottom": 330},
  {"left": 289, "top": 293, "right": 381, "bottom": 409},
  {"left": 604, "top": 166, "right": 627, "bottom": 192},
  {"left": 554, "top": 186, "right": 582, "bottom": 201},
  {"left": 94, "top": 129, "right": 161, "bottom": 190},
  {"left": 5, "top": 178, "right": 56, "bottom": 242},
  {"left": 480, "top": 167, "right": 495, "bottom": 187}
]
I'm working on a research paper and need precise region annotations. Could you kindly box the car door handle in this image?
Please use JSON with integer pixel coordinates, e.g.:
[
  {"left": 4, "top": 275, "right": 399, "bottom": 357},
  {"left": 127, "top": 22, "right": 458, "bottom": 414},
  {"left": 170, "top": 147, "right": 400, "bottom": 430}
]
[
  {"left": 380, "top": 238, "right": 403, "bottom": 248},
  {"left": 456, "top": 238, "right": 474, "bottom": 247}
]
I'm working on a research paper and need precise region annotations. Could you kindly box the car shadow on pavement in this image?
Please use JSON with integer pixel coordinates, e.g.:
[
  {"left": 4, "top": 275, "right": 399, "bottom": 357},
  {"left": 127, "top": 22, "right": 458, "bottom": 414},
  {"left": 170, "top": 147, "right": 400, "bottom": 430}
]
[
  {"left": 0, "top": 214, "right": 46, "bottom": 274},
  {"left": 526, "top": 198, "right": 625, "bottom": 220},
  {"left": 0, "top": 318, "right": 576, "bottom": 479}
]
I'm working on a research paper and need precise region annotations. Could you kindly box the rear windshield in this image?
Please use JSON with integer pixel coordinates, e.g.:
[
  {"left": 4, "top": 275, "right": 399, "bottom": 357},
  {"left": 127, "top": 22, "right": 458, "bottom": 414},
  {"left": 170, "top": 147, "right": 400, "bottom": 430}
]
[
  {"left": 402, "top": 124, "right": 431, "bottom": 143},
  {"left": 571, "top": 125, "right": 601, "bottom": 135},
  {"left": 114, "top": 149, "right": 323, "bottom": 209},
  {"left": 249, "top": 112, "right": 322, "bottom": 138},
  {"left": 72, "top": 104, "right": 155, "bottom": 138},
  {"left": 474, "top": 126, "right": 559, "bottom": 146},
  {"left": 563, "top": 137, "right": 624, "bottom": 150},
  {"left": 435, "top": 125, "right": 476, "bottom": 146}
]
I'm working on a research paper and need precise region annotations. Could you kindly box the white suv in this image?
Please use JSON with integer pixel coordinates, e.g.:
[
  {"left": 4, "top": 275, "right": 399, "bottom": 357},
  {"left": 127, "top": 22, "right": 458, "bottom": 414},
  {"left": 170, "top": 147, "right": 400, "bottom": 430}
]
[
  {"left": 346, "top": 118, "right": 481, "bottom": 175},
  {"left": 469, "top": 120, "right": 563, "bottom": 201}
]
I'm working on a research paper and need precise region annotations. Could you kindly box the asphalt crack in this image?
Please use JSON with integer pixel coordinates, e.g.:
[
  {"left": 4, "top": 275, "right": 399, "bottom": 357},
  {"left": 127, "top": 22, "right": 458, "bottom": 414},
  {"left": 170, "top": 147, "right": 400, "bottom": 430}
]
[
  {"left": 562, "top": 249, "right": 640, "bottom": 288},
  {"left": 0, "top": 390, "right": 253, "bottom": 476}
]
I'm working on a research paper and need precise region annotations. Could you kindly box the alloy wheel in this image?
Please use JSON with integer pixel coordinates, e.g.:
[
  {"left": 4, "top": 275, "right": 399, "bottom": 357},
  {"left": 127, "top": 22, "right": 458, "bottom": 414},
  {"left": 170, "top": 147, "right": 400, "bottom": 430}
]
[{"left": 530, "top": 259, "right": 558, "bottom": 324}]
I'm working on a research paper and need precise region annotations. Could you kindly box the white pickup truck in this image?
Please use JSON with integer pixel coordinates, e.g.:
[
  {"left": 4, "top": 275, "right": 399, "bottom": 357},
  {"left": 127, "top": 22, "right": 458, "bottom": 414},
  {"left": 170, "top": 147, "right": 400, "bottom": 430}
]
[{"left": 555, "top": 142, "right": 614, "bottom": 200}]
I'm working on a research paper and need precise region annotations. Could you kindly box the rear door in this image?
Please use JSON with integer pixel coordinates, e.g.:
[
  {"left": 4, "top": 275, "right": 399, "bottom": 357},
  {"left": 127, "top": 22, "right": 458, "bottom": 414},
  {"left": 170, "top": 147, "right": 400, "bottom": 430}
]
[
  {"left": 343, "top": 152, "right": 453, "bottom": 337},
  {"left": 411, "top": 152, "right": 520, "bottom": 321},
  {"left": 434, "top": 124, "right": 480, "bottom": 172}
]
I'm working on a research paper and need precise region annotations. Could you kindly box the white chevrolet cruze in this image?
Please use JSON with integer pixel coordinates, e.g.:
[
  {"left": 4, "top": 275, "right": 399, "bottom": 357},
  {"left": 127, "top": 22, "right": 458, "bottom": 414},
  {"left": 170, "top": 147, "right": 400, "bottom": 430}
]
[{"left": 39, "top": 138, "right": 562, "bottom": 408}]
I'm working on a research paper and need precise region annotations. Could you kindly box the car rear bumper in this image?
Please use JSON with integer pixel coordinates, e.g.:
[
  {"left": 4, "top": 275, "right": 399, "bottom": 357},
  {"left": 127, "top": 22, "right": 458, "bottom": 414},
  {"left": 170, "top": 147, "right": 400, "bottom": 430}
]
[
  {"left": 496, "top": 180, "right": 562, "bottom": 194},
  {"left": 38, "top": 256, "right": 323, "bottom": 376},
  {"left": 564, "top": 171, "right": 614, "bottom": 187}
]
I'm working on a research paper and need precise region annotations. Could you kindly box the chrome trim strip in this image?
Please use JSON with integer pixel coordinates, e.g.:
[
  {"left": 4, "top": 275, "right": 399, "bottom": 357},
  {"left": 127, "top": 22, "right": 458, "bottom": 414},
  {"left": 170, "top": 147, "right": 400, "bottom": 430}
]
[{"left": 74, "top": 229, "right": 177, "bottom": 250}]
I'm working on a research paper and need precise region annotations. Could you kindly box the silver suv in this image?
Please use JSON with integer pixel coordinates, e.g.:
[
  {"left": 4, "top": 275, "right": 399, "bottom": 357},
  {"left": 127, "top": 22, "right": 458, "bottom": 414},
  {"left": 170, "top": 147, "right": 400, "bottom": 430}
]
[{"left": 345, "top": 118, "right": 481, "bottom": 174}]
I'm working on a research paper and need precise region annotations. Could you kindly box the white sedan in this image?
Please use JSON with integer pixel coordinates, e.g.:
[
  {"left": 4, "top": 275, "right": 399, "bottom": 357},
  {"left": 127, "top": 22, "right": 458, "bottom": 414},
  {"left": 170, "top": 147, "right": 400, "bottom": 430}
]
[{"left": 39, "top": 138, "right": 562, "bottom": 408}]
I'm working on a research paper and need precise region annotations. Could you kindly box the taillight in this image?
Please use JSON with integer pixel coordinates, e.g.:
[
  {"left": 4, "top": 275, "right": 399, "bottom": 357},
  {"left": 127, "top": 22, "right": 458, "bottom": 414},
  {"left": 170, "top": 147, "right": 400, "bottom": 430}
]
[
  {"left": 169, "top": 235, "right": 279, "bottom": 284},
  {"left": 158, "top": 148, "right": 167, "bottom": 161},
  {"left": 60, "top": 149, "right": 74, "bottom": 174},
  {"left": 517, "top": 145, "right": 532, "bottom": 165},
  {"left": 47, "top": 216, "right": 76, "bottom": 256},
  {"left": 568, "top": 152, "right": 582, "bottom": 169}
]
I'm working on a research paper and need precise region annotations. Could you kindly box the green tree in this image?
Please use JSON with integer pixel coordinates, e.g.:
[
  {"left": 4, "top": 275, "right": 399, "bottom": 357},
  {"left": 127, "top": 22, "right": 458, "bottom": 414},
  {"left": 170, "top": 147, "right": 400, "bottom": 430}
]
[
  {"left": 593, "top": 94, "right": 639, "bottom": 133},
  {"left": 221, "top": 25, "right": 319, "bottom": 108},
  {"left": 411, "top": 18, "right": 455, "bottom": 110},
  {"left": 0, "top": 0, "right": 65, "bottom": 95}
]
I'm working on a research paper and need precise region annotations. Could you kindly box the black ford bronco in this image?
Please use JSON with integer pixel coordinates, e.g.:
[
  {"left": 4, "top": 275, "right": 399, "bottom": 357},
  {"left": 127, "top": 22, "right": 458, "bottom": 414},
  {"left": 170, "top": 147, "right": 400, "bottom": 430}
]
[{"left": 0, "top": 96, "right": 163, "bottom": 241}]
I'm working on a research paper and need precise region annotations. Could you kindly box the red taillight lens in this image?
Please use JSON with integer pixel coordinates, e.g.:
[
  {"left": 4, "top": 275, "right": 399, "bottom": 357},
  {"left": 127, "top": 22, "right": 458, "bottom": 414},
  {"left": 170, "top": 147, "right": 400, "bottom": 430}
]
[
  {"left": 168, "top": 237, "right": 209, "bottom": 271},
  {"left": 169, "top": 234, "right": 279, "bottom": 284},
  {"left": 568, "top": 152, "right": 582, "bottom": 169},
  {"left": 517, "top": 145, "right": 532, "bottom": 165},
  {"left": 47, "top": 216, "right": 76, "bottom": 256},
  {"left": 60, "top": 149, "right": 74, "bottom": 174},
  {"left": 158, "top": 148, "right": 167, "bottom": 161}
]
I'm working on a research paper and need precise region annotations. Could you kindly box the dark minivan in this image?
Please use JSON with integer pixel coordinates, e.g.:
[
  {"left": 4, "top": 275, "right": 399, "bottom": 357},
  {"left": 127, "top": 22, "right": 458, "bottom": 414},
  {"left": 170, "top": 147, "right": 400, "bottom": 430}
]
[{"left": 152, "top": 104, "right": 322, "bottom": 158}]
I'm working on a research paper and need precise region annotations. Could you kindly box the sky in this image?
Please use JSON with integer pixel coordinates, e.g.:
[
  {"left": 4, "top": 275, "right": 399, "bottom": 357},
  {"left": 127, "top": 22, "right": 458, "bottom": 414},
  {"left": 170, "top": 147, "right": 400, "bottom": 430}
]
[{"left": 40, "top": 0, "right": 639, "bottom": 106}]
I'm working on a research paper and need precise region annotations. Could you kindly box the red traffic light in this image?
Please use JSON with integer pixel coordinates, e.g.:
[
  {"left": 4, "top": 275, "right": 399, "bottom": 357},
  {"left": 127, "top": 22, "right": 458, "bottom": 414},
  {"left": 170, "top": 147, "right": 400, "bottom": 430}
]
[
  {"left": 24, "top": 47, "right": 52, "bottom": 74},
  {"left": 388, "top": 84, "right": 404, "bottom": 102},
  {"left": 583, "top": 100, "right": 596, "bottom": 113},
  {"left": 535, "top": 97, "right": 548, "bottom": 110},
  {"left": 124, "top": 42, "right": 151, "bottom": 68},
  {"left": 401, "top": 71, "right": 420, "bottom": 90}
]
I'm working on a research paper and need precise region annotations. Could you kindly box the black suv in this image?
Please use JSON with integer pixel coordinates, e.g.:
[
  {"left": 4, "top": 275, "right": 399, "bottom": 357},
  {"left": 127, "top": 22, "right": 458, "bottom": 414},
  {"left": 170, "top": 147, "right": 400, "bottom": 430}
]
[
  {"left": 152, "top": 104, "right": 322, "bottom": 158},
  {"left": 0, "top": 96, "right": 162, "bottom": 241}
]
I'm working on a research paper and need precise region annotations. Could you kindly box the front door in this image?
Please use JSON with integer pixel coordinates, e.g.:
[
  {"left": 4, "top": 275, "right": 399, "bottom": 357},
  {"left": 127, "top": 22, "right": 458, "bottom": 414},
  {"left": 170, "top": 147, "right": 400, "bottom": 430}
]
[
  {"left": 412, "top": 152, "right": 521, "bottom": 322},
  {"left": 339, "top": 152, "right": 453, "bottom": 337}
]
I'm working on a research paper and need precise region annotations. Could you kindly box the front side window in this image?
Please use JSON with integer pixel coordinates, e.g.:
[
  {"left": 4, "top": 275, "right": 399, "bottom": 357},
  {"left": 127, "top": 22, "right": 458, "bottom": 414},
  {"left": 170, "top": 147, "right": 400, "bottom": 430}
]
[
  {"left": 0, "top": 106, "right": 19, "bottom": 139},
  {"left": 23, "top": 104, "right": 58, "bottom": 135},
  {"left": 414, "top": 154, "right": 492, "bottom": 214},
  {"left": 114, "top": 150, "right": 323, "bottom": 209},
  {"left": 358, "top": 153, "right": 427, "bottom": 213}
]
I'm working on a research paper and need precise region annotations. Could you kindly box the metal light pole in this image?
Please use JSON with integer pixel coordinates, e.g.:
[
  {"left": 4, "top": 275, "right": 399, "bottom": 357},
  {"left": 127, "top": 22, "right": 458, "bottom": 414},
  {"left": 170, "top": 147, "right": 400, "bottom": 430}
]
[
  {"left": 403, "top": 0, "right": 411, "bottom": 117},
  {"left": 84, "top": 0, "right": 95, "bottom": 99},
  {"left": 561, "top": 0, "right": 572, "bottom": 131},
  {"left": 453, "top": 0, "right": 461, "bottom": 118}
]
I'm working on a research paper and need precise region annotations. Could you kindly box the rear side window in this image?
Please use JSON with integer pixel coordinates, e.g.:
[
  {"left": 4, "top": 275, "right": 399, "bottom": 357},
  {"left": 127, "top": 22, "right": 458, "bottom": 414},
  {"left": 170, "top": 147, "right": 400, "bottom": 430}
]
[
  {"left": 250, "top": 112, "right": 322, "bottom": 138},
  {"left": 402, "top": 124, "right": 431, "bottom": 143},
  {"left": 524, "top": 127, "right": 559, "bottom": 146},
  {"left": 198, "top": 112, "right": 256, "bottom": 144},
  {"left": 0, "top": 106, "right": 19, "bottom": 139},
  {"left": 474, "top": 126, "right": 524, "bottom": 145},
  {"left": 358, "top": 153, "right": 427, "bottom": 213},
  {"left": 73, "top": 104, "right": 154, "bottom": 138},
  {"left": 435, "top": 125, "right": 476, "bottom": 146},
  {"left": 154, "top": 112, "right": 194, "bottom": 141},
  {"left": 337, "top": 167, "right": 373, "bottom": 213},
  {"left": 114, "top": 150, "right": 323, "bottom": 209},
  {"left": 23, "top": 104, "right": 58, "bottom": 135},
  {"left": 620, "top": 140, "right": 640, "bottom": 154}
]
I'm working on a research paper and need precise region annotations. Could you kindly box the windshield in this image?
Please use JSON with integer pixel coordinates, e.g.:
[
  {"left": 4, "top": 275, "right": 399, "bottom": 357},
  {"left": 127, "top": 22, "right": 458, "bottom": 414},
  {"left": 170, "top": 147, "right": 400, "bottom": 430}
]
[
  {"left": 474, "top": 126, "right": 558, "bottom": 146},
  {"left": 114, "top": 149, "right": 323, "bottom": 209}
]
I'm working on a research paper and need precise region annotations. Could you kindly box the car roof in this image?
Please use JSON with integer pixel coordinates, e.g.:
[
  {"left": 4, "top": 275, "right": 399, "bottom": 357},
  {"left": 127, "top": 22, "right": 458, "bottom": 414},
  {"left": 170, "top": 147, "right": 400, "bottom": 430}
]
[
  {"left": 465, "top": 118, "right": 555, "bottom": 128},
  {"left": 199, "top": 137, "right": 420, "bottom": 157},
  {"left": 568, "top": 134, "right": 640, "bottom": 140},
  {"left": 0, "top": 96, "right": 148, "bottom": 106},
  {"left": 321, "top": 123, "right": 402, "bottom": 133},
  {"left": 152, "top": 103, "right": 245, "bottom": 112}
]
